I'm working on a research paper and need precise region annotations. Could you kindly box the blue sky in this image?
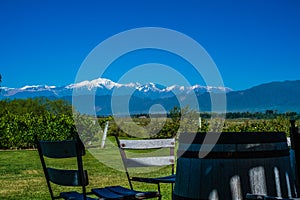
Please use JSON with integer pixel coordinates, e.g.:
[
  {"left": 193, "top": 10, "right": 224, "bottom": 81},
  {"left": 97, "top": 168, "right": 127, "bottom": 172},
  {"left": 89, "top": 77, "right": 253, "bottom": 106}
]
[{"left": 0, "top": 0, "right": 299, "bottom": 91}]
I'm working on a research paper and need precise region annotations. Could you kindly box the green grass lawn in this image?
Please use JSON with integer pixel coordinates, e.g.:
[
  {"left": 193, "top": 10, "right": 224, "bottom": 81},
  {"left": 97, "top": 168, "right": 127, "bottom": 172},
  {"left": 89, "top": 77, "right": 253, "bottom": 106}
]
[{"left": 0, "top": 138, "right": 174, "bottom": 200}]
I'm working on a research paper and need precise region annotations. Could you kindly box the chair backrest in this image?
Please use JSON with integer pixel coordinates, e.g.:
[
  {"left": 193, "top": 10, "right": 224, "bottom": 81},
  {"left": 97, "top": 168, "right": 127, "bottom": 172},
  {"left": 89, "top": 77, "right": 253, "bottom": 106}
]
[
  {"left": 115, "top": 136, "right": 175, "bottom": 188},
  {"left": 36, "top": 136, "right": 89, "bottom": 200}
]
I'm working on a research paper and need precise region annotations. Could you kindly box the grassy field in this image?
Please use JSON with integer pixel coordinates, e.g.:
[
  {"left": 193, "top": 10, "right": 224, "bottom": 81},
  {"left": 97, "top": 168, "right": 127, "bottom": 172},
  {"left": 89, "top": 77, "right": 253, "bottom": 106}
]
[
  {"left": 0, "top": 118, "right": 296, "bottom": 200},
  {"left": 0, "top": 137, "right": 174, "bottom": 200}
]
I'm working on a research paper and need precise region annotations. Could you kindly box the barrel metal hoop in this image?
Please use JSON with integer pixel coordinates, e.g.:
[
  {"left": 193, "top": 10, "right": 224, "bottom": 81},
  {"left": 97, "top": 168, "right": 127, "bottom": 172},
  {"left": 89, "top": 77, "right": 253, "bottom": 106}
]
[{"left": 178, "top": 149, "right": 290, "bottom": 159}]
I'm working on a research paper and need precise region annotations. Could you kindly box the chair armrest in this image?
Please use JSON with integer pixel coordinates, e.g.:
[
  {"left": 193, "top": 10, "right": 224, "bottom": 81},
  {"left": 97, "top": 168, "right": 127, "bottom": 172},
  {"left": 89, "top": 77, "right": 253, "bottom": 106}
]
[
  {"left": 132, "top": 176, "right": 161, "bottom": 184},
  {"left": 132, "top": 174, "right": 176, "bottom": 184}
]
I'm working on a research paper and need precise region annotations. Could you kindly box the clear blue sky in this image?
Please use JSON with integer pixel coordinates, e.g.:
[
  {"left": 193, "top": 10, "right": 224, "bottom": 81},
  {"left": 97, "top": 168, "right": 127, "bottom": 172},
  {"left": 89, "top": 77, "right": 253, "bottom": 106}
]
[{"left": 0, "top": 0, "right": 299, "bottom": 91}]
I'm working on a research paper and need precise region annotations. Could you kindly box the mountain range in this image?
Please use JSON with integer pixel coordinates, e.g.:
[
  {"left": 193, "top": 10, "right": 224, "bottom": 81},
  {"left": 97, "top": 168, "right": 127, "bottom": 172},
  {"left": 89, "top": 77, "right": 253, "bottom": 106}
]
[{"left": 1, "top": 78, "right": 300, "bottom": 115}]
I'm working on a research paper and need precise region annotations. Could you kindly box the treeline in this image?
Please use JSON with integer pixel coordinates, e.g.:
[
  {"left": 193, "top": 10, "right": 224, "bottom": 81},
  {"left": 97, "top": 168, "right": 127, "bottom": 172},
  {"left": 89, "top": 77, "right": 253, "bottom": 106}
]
[
  {"left": 0, "top": 98, "right": 102, "bottom": 149},
  {"left": 0, "top": 98, "right": 299, "bottom": 149},
  {"left": 132, "top": 110, "right": 300, "bottom": 120},
  {"left": 0, "top": 98, "right": 73, "bottom": 116},
  {"left": 225, "top": 110, "right": 299, "bottom": 120},
  {"left": 0, "top": 98, "right": 74, "bottom": 149}
]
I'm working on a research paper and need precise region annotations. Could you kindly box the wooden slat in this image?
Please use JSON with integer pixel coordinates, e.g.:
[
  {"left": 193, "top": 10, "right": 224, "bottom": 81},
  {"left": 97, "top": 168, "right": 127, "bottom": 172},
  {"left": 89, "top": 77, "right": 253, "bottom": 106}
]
[
  {"left": 119, "top": 138, "right": 175, "bottom": 149},
  {"left": 174, "top": 132, "right": 298, "bottom": 199},
  {"left": 126, "top": 156, "right": 175, "bottom": 168}
]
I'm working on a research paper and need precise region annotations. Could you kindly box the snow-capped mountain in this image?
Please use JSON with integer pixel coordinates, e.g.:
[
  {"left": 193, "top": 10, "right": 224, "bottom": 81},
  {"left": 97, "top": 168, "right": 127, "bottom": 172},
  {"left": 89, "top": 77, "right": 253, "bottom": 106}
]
[
  {"left": 1, "top": 79, "right": 300, "bottom": 115},
  {"left": 0, "top": 85, "right": 60, "bottom": 98},
  {"left": 0, "top": 78, "right": 232, "bottom": 99}
]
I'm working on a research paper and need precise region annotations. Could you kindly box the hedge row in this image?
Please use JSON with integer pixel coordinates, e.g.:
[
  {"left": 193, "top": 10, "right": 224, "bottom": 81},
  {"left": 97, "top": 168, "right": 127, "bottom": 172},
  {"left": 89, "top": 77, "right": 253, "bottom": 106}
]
[
  {"left": 0, "top": 111, "right": 297, "bottom": 149},
  {"left": 0, "top": 98, "right": 298, "bottom": 149},
  {"left": 0, "top": 112, "right": 73, "bottom": 149}
]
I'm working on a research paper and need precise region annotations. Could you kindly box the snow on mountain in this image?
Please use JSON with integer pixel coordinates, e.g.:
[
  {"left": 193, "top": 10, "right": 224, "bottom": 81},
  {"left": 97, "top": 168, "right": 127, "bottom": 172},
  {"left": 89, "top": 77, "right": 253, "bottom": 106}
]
[
  {"left": 165, "top": 85, "right": 185, "bottom": 92},
  {"left": 0, "top": 78, "right": 232, "bottom": 99},
  {"left": 20, "top": 85, "right": 56, "bottom": 90},
  {"left": 136, "top": 82, "right": 161, "bottom": 92},
  {"left": 1, "top": 85, "right": 58, "bottom": 98},
  {"left": 2, "top": 79, "right": 300, "bottom": 114},
  {"left": 66, "top": 78, "right": 126, "bottom": 90}
]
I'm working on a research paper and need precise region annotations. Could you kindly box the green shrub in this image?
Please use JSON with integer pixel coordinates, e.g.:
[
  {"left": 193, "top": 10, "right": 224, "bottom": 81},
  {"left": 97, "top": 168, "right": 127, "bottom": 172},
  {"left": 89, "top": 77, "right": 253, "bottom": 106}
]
[{"left": 0, "top": 98, "right": 298, "bottom": 149}]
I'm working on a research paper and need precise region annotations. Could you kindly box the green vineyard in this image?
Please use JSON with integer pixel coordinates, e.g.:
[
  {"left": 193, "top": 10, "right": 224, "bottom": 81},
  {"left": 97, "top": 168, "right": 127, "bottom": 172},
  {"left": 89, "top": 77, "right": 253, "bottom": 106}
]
[{"left": 0, "top": 98, "right": 299, "bottom": 149}]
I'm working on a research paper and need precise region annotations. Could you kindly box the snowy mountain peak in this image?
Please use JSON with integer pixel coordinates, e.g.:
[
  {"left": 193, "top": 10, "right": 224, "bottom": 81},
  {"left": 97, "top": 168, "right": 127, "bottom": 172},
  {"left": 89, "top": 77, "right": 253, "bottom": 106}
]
[
  {"left": 20, "top": 85, "right": 56, "bottom": 91},
  {"left": 136, "top": 82, "right": 165, "bottom": 93},
  {"left": 66, "top": 78, "right": 123, "bottom": 90},
  {"left": 0, "top": 77, "right": 232, "bottom": 99}
]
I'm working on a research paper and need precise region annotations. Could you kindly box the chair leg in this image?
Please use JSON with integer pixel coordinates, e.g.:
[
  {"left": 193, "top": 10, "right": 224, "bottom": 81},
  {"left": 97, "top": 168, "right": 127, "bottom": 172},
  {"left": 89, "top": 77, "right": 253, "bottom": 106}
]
[
  {"left": 171, "top": 183, "right": 174, "bottom": 200},
  {"left": 157, "top": 183, "right": 161, "bottom": 200}
]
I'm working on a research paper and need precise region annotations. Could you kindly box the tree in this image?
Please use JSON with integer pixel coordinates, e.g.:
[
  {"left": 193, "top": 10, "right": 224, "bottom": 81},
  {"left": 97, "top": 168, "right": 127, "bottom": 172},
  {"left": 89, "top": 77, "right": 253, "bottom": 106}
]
[{"left": 169, "top": 106, "right": 181, "bottom": 123}]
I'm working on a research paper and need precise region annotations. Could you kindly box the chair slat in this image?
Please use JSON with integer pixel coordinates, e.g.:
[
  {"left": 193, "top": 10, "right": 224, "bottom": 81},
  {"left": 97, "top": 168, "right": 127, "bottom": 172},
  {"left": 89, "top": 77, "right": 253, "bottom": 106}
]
[
  {"left": 126, "top": 156, "right": 175, "bottom": 168},
  {"left": 119, "top": 138, "right": 175, "bottom": 149},
  {"left": 47, "top": 168, "right": 88, "bottom": 186},
  {"left": 132, "top": 174, "right": 176, "bottom": 184},
  {"left": 92, "top": 187, "right": 125, "bottom": 199},
  {"left": 39, "top": 140, "right": 84, "bottom": 158},
  {"left": 107, "top": 185, "right": 137, "bottom": 196},
  {"left": 60, "top": 191, "right": 97, "bottom": 200},
  {"left": 108, "top": 186, "right": 160, "bottom": 199}
]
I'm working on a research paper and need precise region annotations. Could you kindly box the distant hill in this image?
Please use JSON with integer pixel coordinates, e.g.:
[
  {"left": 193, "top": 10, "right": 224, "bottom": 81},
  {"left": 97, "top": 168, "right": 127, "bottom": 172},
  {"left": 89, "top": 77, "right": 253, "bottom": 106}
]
[
  {"left": 118, "top": 80, "right": 300, "bottom": 115},
  {"left": 226, "top": 80, "right": 300, "bottom": 113},
  {"left": 1, "top": 79, "right": 300, "bottom": 115}
]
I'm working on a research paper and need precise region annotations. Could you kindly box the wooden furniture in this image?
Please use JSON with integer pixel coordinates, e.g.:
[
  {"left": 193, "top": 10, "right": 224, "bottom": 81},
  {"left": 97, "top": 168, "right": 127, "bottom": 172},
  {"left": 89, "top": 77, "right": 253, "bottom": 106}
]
[
  {"left": 174, "top": 132, "right": 298, "bottom": 200},
  {"left": 115, "top": 136, "right": 176, "bottom": 199},
  {"left": 290, "top": 120, "right": 300, "bottom": 186}
]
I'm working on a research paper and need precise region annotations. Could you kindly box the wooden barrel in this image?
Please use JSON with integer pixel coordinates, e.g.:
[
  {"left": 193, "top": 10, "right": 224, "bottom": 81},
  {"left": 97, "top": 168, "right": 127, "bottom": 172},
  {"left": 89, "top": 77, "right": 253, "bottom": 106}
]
[{"left": 173, "top": 132, "right": 298, "bottom": 200}]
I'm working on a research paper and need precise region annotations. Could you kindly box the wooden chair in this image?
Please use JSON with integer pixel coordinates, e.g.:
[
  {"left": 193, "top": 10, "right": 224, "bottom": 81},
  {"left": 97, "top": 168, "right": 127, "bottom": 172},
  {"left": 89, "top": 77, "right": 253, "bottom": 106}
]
[
  {"left": 115, "top": 136, "right": 176, "bottom": 199},
  {"left": 36, "top": 135, "right": 159, "bottom": 200}
]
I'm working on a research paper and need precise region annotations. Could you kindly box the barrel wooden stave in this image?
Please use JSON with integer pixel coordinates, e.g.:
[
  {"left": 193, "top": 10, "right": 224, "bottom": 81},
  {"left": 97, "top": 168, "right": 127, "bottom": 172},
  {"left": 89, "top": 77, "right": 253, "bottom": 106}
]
[{"left": 174, "top": 132, "right": 298, "bottom": 200}]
